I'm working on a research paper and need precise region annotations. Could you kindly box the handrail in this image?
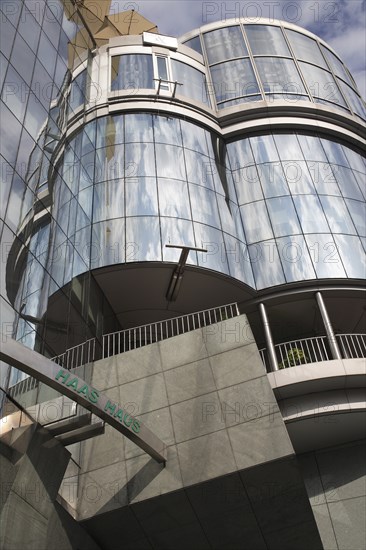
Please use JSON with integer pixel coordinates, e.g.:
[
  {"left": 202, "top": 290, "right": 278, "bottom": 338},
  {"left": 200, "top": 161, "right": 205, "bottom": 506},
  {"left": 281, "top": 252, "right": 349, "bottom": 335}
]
[
  {"left": 102, "top": 302, "right": 240, "bottom": 358},
  {"left": 260, "top": 333, "right": 366, "bottom": 372},
  {"left": 50, "top": 302, "right": 240, "bottom": 369}
]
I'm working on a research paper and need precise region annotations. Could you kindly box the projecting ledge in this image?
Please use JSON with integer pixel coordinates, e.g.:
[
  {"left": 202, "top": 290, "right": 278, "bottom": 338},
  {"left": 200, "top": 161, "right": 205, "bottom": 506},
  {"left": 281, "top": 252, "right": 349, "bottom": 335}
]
[{"left": 267, "top": 358, "right": 366, "bottom": 400}]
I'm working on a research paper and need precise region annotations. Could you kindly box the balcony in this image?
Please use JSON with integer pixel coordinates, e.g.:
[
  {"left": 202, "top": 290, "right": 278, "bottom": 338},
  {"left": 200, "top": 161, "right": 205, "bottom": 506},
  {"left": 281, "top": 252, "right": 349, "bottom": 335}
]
[{"left": 259, "top": 333, "right": 366, "bottom": 372}]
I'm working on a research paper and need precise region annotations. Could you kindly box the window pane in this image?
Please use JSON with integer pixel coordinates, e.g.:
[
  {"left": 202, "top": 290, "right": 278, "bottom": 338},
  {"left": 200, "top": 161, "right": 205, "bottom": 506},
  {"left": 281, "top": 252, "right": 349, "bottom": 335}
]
[
  {"left": 293, "top": 195, "right": 329, "bottom": 232},
  {"left": 190, "top": 184, "right": 221, "bottom": 227},
  {"left": 226, "top": 139, "right": 255, "bottom": 169},
  {"left": 307, "top": 162, "right": 341, "bottom": 196},
  {"left": 194, "top": 223, "right": 229, "bottom": 274},
  {"left": 91, "top": 220, "right": 125, "bottom": 268},
  {"left": 267, "top": 197, "right": 301, "bottom": 236},
  {"left": 274, "top": 133, "right": 304, "bottom": 161},
  {"left": 345, "top": 199, "right": 366, "bottom": 236},
  {"left": 299, "top": 62, "right": 346, "bottom": 106},
  {"left": 320, "top": 45, "right": 354, "bottom": 87},
  {"left": 125, "top": 177, "right": 158, "bottom": 216},
  {"left": 183, "top": 36, "right": 202, "bottom": 55},
  {"left": 224, "top": 233, "right": 255, "bottom": 285},
  {"left": 320, "top": 196, "right": 356, "bottom": 234},
  {"left": 126, "top": 217, "right": 161, "bottom": 261},
  {"left": 156, "top": 144, "right": 185, "bottom": 180},
  {"left": 305, "top": 234, "right": 346, "bottom": 278},
  {"left": 97, "top": 116, "right": 124, "bottom": 148},
  {"left": 249, "top": 240, "right": 285, "bottom": 288},
  {"left": 320, "top": 139, "right": 349, "bottom": 167},
  {"left": 282, "top": 160, "right": 316, "bottom": 194},
  {"left": 158, "top": 179, "right": 191, "bottom": 219},
  {"left": 250, "top": 134, "right": 279, "bottom": 163},
  {"left": 184, "top": 149, "right": 213, "bottom": 189},
  {"left": 286, "top": 30, "right": 327, "bottom": 68},
  {"left": 233, "top": 165, "right": 262, "bottom": 204},
  {"left": 333, "top": 235, "right": 366, "bottom": 278},
  {"left": 125, "top": 113, "right": 153, "bottom": 143},
  {"left": 337, "top": 81, "right": 366, "bottom": 119},
  {"left": 68, "top": 70, "right": 87, "bottom": 113},
  {"left": 258, "top": 163, "right": 289, "bottom": 198},
  {"left": 255, "top": 58, "right": 306, "bottom": 95},
  {"left": 204, "top": 26, "right": 247, "bottom": 64},
  {"left": 210, "top": 59, "right": 259, "bottom": 102},
  {"left": 241, "top": 201, "right": 273, "bottom": 243},
  {"left": 111, "top": 54, "right": 154, "bottom": 91},
  {"left": 245, "top": 25, "right": 290, "bottom": 56},
  {"left": 154, "top": 116, "right": 182, "bottom": 146},
  {"left": 181, "top": 120, "right": 208, "bottom": 154},
  {"left": 171, "top": 60, "right": 209, "bottom": 105},
  {"left": 277, "top": 235, "right": 316, "bottom": 282},
  {"left": 93, "top": 180, "right": 124, "bottom": 222},
  {"left": 125, "top": 143, "right": 155, "bottom": 177},
  {"left": 332, "top": 166, "right": 364, "bottom": 201},
  {"left": 297, "top": 134, "right": 328, "bottom": 162},
  {"left": 162, "top": 218, "right": 197, "bottom": 263}
]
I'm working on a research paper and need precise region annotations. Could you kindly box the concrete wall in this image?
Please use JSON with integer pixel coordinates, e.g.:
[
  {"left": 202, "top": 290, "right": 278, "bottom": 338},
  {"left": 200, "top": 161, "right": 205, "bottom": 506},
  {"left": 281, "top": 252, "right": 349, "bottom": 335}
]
[
  {"left": 0, "top": 423, "right": 100, "bottom": 550},
  {"left": 298, "top": 439, "right": 366, "bottom": 550},
  {"left": 56, "top": 316, "right": 322, "bottom": 549},
  {"left": 64, "top": 315, "right": 294, "bottom": 519}
]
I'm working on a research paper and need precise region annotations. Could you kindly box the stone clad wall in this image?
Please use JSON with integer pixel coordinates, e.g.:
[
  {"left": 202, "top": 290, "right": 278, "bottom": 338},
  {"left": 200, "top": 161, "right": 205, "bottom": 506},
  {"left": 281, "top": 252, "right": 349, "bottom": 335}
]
[{"left": 62, "top": 315, "right": 295, "bottom": 520}]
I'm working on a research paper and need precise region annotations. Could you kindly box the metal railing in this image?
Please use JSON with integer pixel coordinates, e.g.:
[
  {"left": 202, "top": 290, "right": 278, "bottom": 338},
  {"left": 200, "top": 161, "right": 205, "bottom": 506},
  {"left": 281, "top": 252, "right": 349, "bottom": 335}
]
[
  {"left": 336, "top": 334, "right": 366, "bottom": 359},
  {"left": 51, "top": 338, "right": 96, "bottom": 371},
  {"left": 260, "top": 333, "right": 366, "bottom": 371},
  {"left": 50, "top": 303, "right": 240, "bottom": 368},
  {"left": 102, "top": 302, "right": 240, "bottom": 358}
]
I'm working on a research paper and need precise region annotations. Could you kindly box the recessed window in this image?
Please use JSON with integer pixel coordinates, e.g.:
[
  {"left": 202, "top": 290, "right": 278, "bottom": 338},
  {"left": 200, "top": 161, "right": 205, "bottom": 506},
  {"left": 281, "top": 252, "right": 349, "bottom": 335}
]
[{"left": 111, "top": 54, "right": 154, "bottom": 91}]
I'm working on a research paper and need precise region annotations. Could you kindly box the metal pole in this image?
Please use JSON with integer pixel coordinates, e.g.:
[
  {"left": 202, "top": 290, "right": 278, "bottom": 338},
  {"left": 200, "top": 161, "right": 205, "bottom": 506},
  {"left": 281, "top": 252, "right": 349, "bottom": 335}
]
[
  {"left": 315, "top": 292, "right": 342, "bottom": 360},
  {"left": 259, "top": 303, "right": 279, "bottom": 372}
]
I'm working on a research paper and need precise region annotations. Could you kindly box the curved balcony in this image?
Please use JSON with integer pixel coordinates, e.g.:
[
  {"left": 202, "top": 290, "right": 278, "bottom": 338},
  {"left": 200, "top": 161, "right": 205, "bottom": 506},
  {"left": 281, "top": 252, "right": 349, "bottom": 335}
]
[{"left": 260, "top": 333, "right": 366, "bottom": 371}]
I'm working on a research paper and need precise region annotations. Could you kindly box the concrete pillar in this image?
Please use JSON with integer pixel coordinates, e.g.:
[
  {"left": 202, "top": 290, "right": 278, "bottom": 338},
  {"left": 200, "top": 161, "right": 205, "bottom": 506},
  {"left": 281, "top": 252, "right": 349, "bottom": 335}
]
[
  {"left": 315, "top": 292, "right": 342, "bottom": 360},
  {"left": 259, "top": 303, "right": 279, "bottom": 371}
]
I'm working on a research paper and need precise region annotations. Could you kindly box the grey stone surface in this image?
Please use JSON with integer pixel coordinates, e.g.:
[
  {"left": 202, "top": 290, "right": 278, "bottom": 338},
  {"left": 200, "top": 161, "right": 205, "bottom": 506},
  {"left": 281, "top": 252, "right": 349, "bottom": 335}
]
[
  {"left": 316, "top": 440, "right": 366, "bottom": 502},
  {"left": 11, "top": 426, "right": 70, "bottom": 519},
  {"left": 186, "top": 472, "right": 249, "bottom": 519},
  {"left": 203, "top": 316, "right": 255, "bottom": 356},
  {"left": 329, "top": 496, "right": 366, "bottom": 550},
  {"left": 80, "top": 424, "right": 125, "bottom": 473},
  {"left": 159, "top": 328, "right": 207, "bottom": 371},
  {"left": 209, "top": 343, "right": 266, "bottom": 389},
  {"left": 123, "top": 406, "right": 175, "bottom": 460},
  {"left": 170, "top": 391, "right": 224, "bottom": 443},
  {"left": 312, "top": 504, "right": 339, "bottom": 549},
  {"left": 177, "top": 429, "right": 237, "bottom": 486},
  {"left": 77, "top": 461, "right": 128, "bottom": 519},
  {"left": 164, "top": 358, "right": 216, "bottom": 404},
  {"left": 228, "top": 412, "right": 294, "bottom": 470},
  {"left": 200, "top": 505, "right": 268, "bottom": 550},
  {"left": 0, "top": 490, "right": 48, "bottom": 550},
  {"left": 218, "top": 376, "right": 279, "bottom": 427},
  {"left": 126, "top": 445, "right": 183, "bottom": 503},
  {"left": 132, "top": 490, "right": 198, "bottom": 534},
  {"left": 119, "top": 373, "right": 169, "bottom": 415},
  {"left": 116, "top": 344, "right": 163, "bottom": 385},
  {"left": 297, "top": 453, "right": 327, "bottom": 506}
]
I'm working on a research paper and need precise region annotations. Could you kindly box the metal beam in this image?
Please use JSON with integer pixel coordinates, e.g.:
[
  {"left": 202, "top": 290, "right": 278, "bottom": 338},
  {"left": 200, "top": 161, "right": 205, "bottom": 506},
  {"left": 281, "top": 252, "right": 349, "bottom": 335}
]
[
  {"left": 315, "top": 292, "right": 342, "bottom": 360},
  {"left": 0, "top": 336, "right": 167, "bottom": 463},
  {"left": 259, "top": 303, "right": 279, "bottom": 372}
]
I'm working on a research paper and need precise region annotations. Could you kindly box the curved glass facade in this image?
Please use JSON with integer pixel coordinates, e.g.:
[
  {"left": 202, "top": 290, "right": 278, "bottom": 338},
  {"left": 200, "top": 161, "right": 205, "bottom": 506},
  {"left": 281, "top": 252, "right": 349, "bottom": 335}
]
[
  {"left": 43, "top": 117, "right": 365, "bottom": 300},
  {"left": 2, "top": 11, "right": 365, "bottom": 379},
  {"left": 182, "top": 23, "right": 366, "bottom": 118}
]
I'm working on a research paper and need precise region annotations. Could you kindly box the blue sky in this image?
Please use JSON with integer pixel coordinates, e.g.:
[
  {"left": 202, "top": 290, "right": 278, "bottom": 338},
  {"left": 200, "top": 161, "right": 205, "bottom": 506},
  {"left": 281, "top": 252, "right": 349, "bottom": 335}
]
[{"left": 112, "top": 0, "right": 366, "bottom": 97}]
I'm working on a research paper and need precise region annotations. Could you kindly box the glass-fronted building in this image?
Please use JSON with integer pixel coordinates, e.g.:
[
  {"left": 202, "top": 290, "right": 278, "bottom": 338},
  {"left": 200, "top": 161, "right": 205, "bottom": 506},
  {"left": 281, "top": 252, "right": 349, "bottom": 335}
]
[{"left": 0, "top": 3, "right": 365, "bottom": 549}]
